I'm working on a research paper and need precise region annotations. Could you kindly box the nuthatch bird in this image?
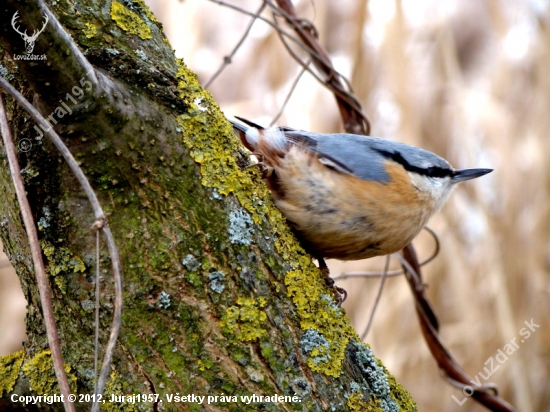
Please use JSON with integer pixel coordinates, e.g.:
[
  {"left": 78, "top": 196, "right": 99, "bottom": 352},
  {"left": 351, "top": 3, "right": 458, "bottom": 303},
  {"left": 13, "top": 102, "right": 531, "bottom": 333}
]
[{"left": 230, "top": 117, "right": 491, "bottom": 264}]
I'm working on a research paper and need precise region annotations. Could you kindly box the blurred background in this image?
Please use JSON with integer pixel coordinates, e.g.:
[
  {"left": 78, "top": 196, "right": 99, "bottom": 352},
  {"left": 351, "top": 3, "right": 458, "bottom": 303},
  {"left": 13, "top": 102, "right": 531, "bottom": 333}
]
[{"left": 2, "top": 0, "right": 549, "bottom": 411}]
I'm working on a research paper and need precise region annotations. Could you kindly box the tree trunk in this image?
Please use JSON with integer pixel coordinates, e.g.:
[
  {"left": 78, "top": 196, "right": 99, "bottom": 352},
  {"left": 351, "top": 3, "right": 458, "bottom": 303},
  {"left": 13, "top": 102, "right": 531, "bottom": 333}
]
[{"left": 0, "top": 1, "right": 416, "bottom": 410}]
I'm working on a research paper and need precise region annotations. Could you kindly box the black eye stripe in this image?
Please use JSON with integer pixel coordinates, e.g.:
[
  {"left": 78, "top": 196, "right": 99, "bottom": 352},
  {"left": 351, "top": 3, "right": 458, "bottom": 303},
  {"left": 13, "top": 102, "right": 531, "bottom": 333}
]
[
  {"left": 424, "top": 166, "right": 451, "bottom": 178},
  {"left": 373, "top": 148, "right": 453, "bottom": 178}
]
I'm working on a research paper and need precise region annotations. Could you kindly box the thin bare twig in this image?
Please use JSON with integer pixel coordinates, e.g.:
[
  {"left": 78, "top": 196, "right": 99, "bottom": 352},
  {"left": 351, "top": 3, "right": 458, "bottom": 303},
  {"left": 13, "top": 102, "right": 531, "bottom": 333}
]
[
  {"left": 94, "top": 229, "right": 100, "bottom": 394},
  {"left": 0, "top": 77, "right": 123, "bottom": 411},
  {"left": 37, "top": 0, "right": 98, "bottom": 87},
  {"left": 416, "top": 226, "right": 440, "bottom": 267},
  {"left": 0, "top": 95, "right": 75, "bottom": 412},
  {"left": 270, "top": 59, "right": 310, "bottom": 126},
  {"left": 206, "top": 0, "right": 310, "bottom": 54},
  {"left": 335, "top": 269, "right": 403, "bottom": 280},
  {"left": 205, "top": 2, "right": 267, "bottom": 88},
  {"left": 333, "top": 226, "right": 441, "bottom": 281},
  {"left": 92, "top": 226, "right": 122, "bottom": 412},
  {"left": 361, "top": 254, "right": 390, "bottom": 340}
]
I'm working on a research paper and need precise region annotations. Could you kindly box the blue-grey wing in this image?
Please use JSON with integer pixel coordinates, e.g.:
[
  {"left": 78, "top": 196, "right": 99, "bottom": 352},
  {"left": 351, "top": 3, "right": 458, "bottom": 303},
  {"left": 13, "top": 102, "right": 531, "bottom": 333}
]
[{"left": 282, "top": 130, "right": 451, "bottom": 183}]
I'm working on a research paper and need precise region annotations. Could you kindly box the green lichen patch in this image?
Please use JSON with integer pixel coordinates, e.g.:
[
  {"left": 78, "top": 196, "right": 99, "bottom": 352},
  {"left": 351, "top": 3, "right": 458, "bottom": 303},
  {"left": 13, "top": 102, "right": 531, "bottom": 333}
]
[
  {"left": 22, "top": 350, "right": 77, "bottom": 395},
  {"left": 346, "top": 341, "right": 401, "bottom": 411},
  {"left": 221, "top": 297, "right": 267, "bottom": 341},
  {"left": 0, "top": 350, "right": 24, "bottom": 395},
  {"left": 300, "top": 329, "right": 331, "bottom": 367},
  {"left": 103, "top": 371, "right": 139, "bottom": 412},
  {"left": 228, "top": 209, "right": 254, "bottom": 246},
  {"left": 42, "top": 243, "right": 86, "bottom": 275},
  {"left": 110, "top": 1, "right": 152, "bottom": 40},
  {"left": 41, "top": 241, "right": 86, "bottom": 293}
]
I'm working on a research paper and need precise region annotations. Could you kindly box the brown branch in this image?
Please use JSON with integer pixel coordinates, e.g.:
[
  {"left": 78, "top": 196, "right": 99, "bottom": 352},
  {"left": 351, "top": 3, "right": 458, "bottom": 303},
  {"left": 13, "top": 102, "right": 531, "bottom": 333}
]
[
  {"left": 270, "top": 0, "right": 370, "bottom": 134},
  {"left": 207, "top": 0, "right": 366, "bottom": 130},
  {"left": 400, "top": 245, "right": 516, "bottom": 412},
  {"left": 270, "top": 13, "right": 368, "bottom": 123},
  {"left": 0, "top": 95, "right": 76, "bottom": 412}
]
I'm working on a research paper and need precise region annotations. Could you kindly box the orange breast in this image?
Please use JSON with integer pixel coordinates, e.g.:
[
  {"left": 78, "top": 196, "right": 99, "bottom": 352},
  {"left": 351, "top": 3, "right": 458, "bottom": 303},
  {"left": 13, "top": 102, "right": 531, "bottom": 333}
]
[{"left": 269, "top": 148, "right": 438, "bottom": 260}]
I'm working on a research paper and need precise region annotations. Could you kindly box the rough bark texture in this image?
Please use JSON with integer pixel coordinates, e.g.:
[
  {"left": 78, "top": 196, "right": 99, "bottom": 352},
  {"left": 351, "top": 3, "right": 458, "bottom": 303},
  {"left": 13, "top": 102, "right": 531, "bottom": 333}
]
[{"left": 0, "top": 1, "right": 416, "bottom": 411}]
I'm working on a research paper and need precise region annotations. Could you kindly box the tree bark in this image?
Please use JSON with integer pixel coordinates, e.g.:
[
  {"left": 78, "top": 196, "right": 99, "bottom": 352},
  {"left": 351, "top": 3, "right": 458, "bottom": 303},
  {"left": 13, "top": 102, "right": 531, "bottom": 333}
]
[{"left": 0, "top": 1, "right": 416, "bottom": 411}]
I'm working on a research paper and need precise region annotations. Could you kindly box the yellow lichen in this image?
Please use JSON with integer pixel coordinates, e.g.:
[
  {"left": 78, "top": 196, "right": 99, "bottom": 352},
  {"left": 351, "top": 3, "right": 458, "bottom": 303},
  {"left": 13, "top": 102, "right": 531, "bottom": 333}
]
[
  {"left": 133, "top": 0, "right": 158, "bottom": 23},
  {"left": 41, "top": 242, "right": 86, "bottom": 293},
  {"left": 83, "top": 22, "right": 97, "bottom": 38},
  {"left": 346, "top": 391, "right": 381, "bottom": 411},
  {"left": 0, "top": 350, "right": 24, "bottom": 395},
  {"left": 42, "top": 243, "right": 86, "bottom": 274},
  {"left": 285, "top": 268, "right": 354, "bottom": 377},
  {"left": 386, "top": 369, "right": 418, "bottom": 410},
  {"left": 110, "top": 1, "right": 152, "bottom": 40},
  {"left": 221, "top": 297, "right": 267, "bottom": 341},
  {"left": 175, "top": 59, "right": 271, "bottom": 225},
  {"left": 196, "top": 359, "right": 206, "bottom": 371},
  {"left": 22, "top": 350, "right": 77, "bottom": 395}
]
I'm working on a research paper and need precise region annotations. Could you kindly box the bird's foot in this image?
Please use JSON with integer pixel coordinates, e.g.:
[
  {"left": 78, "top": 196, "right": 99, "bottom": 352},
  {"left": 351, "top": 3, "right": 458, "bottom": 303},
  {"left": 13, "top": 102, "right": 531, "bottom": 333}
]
[{"left": 318, "top": 257, "right": 347, "bottom": 306}]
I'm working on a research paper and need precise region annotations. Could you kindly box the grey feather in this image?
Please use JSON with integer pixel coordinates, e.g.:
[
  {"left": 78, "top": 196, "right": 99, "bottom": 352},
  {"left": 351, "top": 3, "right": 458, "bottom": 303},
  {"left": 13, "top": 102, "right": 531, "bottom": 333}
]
[{"left": 284, "top": 130, "right": 452, "bottom": 183}]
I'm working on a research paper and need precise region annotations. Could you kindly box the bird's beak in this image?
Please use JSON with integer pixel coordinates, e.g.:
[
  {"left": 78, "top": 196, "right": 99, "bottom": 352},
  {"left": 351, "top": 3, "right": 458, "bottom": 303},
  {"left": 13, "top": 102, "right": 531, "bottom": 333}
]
[{"left": 452, "top": 168, "right": 493, "bottom": 183}]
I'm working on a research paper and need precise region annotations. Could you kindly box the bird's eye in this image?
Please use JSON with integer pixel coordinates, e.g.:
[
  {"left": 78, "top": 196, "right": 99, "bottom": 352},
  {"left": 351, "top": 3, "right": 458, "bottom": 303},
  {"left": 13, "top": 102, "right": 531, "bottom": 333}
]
[
  {"left": 423, "top": 166, "right": 448, "bottom": 177},
  {"left": 425, "top": 167, "right": 450, "bottom": 178}
]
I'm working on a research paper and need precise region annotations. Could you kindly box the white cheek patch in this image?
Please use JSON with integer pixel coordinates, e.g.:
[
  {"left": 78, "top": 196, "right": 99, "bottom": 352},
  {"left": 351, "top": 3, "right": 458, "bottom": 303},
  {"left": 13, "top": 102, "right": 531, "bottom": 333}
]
[
  {"left": 408, "top": 172, "right": 454, "bottom": 210},
  {"left": 244, "top": 128, "right": 260, "bottom": 149},
  {"left": 262, "top": 127, "right": 288, "bottom": 152}
]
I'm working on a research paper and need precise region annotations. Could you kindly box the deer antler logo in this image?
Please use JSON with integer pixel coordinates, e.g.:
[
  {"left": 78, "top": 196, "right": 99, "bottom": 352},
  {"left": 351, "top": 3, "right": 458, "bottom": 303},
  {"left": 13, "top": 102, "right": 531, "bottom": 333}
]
[{"left": 11, "top": 11, "right": 49, "bottom": 54}]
